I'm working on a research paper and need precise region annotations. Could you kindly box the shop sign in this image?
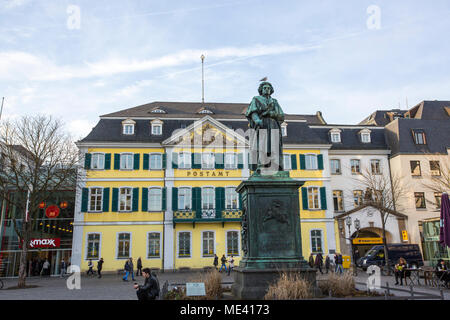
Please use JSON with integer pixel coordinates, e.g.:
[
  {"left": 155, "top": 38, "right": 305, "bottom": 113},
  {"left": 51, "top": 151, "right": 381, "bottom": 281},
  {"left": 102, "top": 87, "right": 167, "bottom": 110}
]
[
  {"left": 45, "top": 205, "right": 60, "bottom": 218},
  {"left": 402, "top": 230, "right": 409, "bottom": 242},
  {"left": 185, "top": 170, "right": 231, "bottom": 177},
  {"left": 20, "top": 238, "right": 61, "bottom": 248},
  {"left": 352, "top": 237, "right": 383, "bottom": 245}
]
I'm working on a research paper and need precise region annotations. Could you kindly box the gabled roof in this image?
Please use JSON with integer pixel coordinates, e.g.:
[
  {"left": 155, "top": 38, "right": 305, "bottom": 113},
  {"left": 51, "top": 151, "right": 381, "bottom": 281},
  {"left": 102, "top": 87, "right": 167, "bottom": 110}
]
[{"left": 335, "top": 204, "right": 408, "bottom": 219}]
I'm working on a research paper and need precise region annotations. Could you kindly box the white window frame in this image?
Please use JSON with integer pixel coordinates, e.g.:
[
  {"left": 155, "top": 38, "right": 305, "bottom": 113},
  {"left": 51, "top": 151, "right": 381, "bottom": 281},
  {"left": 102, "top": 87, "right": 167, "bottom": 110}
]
[
  {"left": 148, "top": 187, "right": 162, "bottom": 212},
  {"left": 149, "top": 153, "right": 163, "bottom": 170},
  {"left": 178, "top": 187, "right": 192, "bottom": 210},
  {"left": 361, "top": 132, "right": 371, "bottom": 143},
  {"left": 123, "top": 124, "right": 134, "bottom": 135},
  {"left": 371, "top": 159, "right": 381, "bottom": 175},
  {"left": 88, "top": 187, "right": 103, "bottom": 212},
  {"left": 202, "top": 186, "right": 215, "bottom": 210},
  {"left": 85, "top": 232, "right": 102, "bottom": 260},
  {"left": 225, "top": 187, "right": 239, "bottom": 210},
  {"left": 177, "top": 231, "right": 192, "bottom": 258},
  {"left": 332, "top": 190, "right": 344, "bottom": 212},
  {"left": 330, "top": 159, "right": 341, "bottom": 175},
  {"left": 353, "top": 190, "right": 363, "bottom": 207},
  {"left": 201, "top": 152, "right": 215, "bottom": 170},
  {"left": 151, "top": 123, "right": 162, "bottom": 135},
  {"left": 178, "top": 152, "right": 191, "bottom": 169},
  {"left": 305, "top": 154, "right": 318, "bottom": 170},
  {"left": 147, "top": 232, "right": 162, "bottom": 259},
  {"left": 224, "top": 153, "right": 237, "bottom": 170},
  {"left": 226, "top": 230, "right": 240, "bottom": 257},
  {"left": 350, "top": 159, "right": 361, "bottom": 175},
  {"left": 201, "top": 230, "right": 216, "bottom": 257},
  {"left": 116, "top": 232, "right": 132, "bottom": 260},
  {"left": 120, "top": 153, "right": 134, "bottom": 170},
  {"left": 91, "top": 153, "right": 105, "bottom": 170},
  {"left": 281, "top": 122, "right": 288, "bottom": 137},
  {"left": 283, "top": 154, "right": 292, "bottom": 170},
  {"left": 119, "top": 187, "right": 133, "bottom": 212},
  {"left": 307, "top": 186, "right": 321, "bottom": 210},
  {"left": 310, "top": 229, "right": 324, "bottom": 254}
]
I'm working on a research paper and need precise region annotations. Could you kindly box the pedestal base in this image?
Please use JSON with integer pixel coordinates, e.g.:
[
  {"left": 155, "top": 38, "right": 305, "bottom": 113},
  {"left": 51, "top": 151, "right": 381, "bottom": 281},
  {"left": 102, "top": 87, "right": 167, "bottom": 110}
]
[{"left": 232, "top": 267, "right": 318, "bottom": 300}]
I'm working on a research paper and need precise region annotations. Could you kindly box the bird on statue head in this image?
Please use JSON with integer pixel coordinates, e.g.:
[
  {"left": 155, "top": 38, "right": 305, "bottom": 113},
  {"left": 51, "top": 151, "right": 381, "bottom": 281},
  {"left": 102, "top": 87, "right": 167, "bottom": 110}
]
[{"left": 259, "top": 77, "right": 268, "bottom": 82}]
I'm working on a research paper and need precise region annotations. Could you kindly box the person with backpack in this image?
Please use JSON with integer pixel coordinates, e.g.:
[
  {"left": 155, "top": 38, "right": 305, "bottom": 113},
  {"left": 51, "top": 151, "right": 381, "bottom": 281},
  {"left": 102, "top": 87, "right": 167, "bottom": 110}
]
[
  {"left": 213, "top": 254, "right": 219, "bottom": 270},
  {"left": 86, "top": 259, "right": 94, "bottom": 276},
  {"left": 314, "top": 251, "right": 324, "bottom": 274},
  {"left": 325, "top": 255, "right": 331, "bottom": 274},
  {"left": 123, "top": 258, "right": 131, "bottom": 281},
  {"left": 134, "top": 268, "right": 160, "bottom": 301},
  {"left": 219, "top": 254, "right": 227, "bottom": 273},
  {"left": 335, "top": 253, "right": 344, "bottom": 274}
]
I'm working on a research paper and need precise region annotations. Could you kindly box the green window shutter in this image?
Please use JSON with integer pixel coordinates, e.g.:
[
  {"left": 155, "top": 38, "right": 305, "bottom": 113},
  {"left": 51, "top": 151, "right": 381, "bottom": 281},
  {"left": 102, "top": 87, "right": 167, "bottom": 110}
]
[
  {"left": 141, "top": 187, "right": 148, "bottom": 212},
  {"left": 81, "top": 188, "right": 89, "bottom": 212},
  {"left": 291, "top": 154, "right": 298, "bottom": 170},
  {"left": 104, "top": 154, "right": 111, "bottom": 170},
  {"left": 162, "top": 154, "right": 167, "bottom": 169},
  {"left": 299, "top": 154, "right": 306, "bottom": 170},
  {"left": 301, "top": 187, "right": 308, "bottom": 210},
  {"left": 172, "top": 153, "right": 178, "bottom": 169},
  {"left": 215, "top": 187, "right": 225, "bottom": 217},
  {"left": 114, "top": 154, "right": 120, "bottom": 170},
  {"left": 162, "top": 187, "right": 167, "bottom": 211},
  {"left": 237, "top": 153, "right": 244, "bottom": 169},
  {"left": 133, "top": 154, "right": 140, "bottom": 170},
  {"left": 320, "top": 187, "right": 327, "bottom": 210},
  {"left": 192, "top": 187, "right": 202, "bottom": 218},
  {"left": 318, "top": 154, "right": 324, "bottom": 170},
  {"left": 102, "top": 188, "right": 110, "bottom": 212},
  {"left": 143, "top": 154, "right": 149, "bottom": 170},
  {"left": 215, "top": 153, "right": 224, "bottom": 169},
  {"left": 84, "top": 153, "right": 91, "bottom": 170},
  {"left": 132, "top": 187, "right": 139, "bottom": 212},
  {"left": 172, "top": 187, "right": 178, "bottom": 211},
  {"left": 111, "top": 188, "right": 119, "bottom": 212},
  {"left": 192, "top": 153, "right": 201, "bottom": 169}
]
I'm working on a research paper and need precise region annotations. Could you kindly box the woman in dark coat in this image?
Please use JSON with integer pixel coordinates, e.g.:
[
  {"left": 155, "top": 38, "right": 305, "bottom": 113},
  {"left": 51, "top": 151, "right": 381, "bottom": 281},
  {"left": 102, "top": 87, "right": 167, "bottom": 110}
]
[{"left": 325, "top": 255, "right": 331, "bottom": 274}]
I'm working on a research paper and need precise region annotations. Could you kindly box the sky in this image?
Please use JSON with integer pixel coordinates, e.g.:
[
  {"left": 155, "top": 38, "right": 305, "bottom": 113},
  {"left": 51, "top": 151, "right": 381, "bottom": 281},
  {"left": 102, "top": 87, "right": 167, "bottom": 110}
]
[{"left": 1, "top": 0, "right": 449, "bottom": 141}]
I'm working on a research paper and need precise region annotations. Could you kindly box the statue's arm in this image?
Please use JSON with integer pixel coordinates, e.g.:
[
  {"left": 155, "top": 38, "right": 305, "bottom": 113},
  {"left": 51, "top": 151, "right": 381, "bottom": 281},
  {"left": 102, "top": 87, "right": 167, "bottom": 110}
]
[
  {"left": 246, "top": 97, "right": 263, "bottom": 127},
  {"left": 271, "top": 99, "right": 285, "bottom": 122}
]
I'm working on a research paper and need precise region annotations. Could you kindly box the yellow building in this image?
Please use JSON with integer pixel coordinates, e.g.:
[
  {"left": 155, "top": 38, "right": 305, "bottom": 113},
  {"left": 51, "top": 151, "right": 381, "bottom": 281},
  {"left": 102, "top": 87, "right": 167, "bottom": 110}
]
[{"left": 71, "top": 102, "right": 340, "bottom": 272}]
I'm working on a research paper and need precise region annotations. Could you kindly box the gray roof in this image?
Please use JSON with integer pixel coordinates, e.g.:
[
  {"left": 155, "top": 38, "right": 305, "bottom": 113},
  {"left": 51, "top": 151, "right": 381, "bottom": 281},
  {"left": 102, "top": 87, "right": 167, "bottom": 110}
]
[
  {"left": 311, "top": 127, "right": 389, "bottom": 150},
  {"left": 385, "top": 118, "right": 450, "bottom": 156},
  {"left": 100, "top": 101, "right": 326, "bottom": 124}
]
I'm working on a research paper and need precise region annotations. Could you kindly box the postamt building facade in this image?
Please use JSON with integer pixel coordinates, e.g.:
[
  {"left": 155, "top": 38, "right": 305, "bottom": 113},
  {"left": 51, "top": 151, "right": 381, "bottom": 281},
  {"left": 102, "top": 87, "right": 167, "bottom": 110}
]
[{"left": 71, "top": 102, "right": 340, "bottom": 272}]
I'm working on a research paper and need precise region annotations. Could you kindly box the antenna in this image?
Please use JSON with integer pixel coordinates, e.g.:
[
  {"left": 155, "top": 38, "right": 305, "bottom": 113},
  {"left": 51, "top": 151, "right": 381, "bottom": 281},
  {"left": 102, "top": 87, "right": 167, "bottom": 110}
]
[
  {"left": 201, "top": 54, "right": 205, "bottom": 104},
  {"left": 406, "top": 97, "right": 409, "bottom": 109},
  {"left": 0, "top": 97, "right": 4, "bottom": 120}
]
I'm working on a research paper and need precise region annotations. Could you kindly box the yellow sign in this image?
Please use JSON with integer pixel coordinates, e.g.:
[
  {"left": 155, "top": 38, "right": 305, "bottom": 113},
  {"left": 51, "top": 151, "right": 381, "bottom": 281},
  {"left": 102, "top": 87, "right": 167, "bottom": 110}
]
[
  {"left": 183, "top": 170, "right": 232, "bottom": 177},
  {"left": 352, "top": 237, "right": 383, "bottom": 245},
  {"left": 402, "top": 230, "right": 409, "bottom": 242}
]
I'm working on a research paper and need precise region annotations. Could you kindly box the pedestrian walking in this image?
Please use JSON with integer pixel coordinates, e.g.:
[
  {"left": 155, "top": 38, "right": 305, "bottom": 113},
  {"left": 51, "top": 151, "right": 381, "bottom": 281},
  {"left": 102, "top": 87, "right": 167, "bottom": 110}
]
[
  {"left": 136, "top": 257, "right": 143, "bottom": 276},
  {"left": 60, "top": 258, "right": 67, "bottom": 278},
  {"left": 129, "top": 257, "right": 136, "bottom": 281},
  {"left": 219, "top": 254, "right": 227, "bottom": 273},
  {"left": 86, "top": 259, "right": 94, "bottom": 276},
  {"left": 335, "top": 253, "right": 344, "bottom": 274},
  {"left": 308, "top": 253, "right": 315, "bottom": 268},
  {"left": 314, "top": 251, "right": 324, "bottom": 274},
  {"left": 134, "top": 268, "right": 160, "bottom": 301},
  {"left": 40, "top": 259, "right": 50, "bottom": 277},
  {"left": 123, "top": 258, "right": 131, "bottom": 281},
  {"left": 97, "top": 258, "right": 104, "bottom": 278},
  {"left": 213, "top": 254, "right": 219, "bottom": 270},
  {"left": 227, "top": 255, "right": 235, "bottom": 276},
  {"left": 325, "top": 255, "right": 331, "bottom": 274}
]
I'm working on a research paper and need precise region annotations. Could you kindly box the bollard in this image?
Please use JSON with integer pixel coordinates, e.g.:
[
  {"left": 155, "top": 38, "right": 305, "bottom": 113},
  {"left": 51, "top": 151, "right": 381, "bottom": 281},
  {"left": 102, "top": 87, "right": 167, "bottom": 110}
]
[
  {"left": 410, "top": 284, "right": 414, "bottom": 298},
  {"left": 386, "top": 282, "right": 390, "bottom": 300},
  {"left": 440, "top": 288, "right": 444, "bottom": 300}
]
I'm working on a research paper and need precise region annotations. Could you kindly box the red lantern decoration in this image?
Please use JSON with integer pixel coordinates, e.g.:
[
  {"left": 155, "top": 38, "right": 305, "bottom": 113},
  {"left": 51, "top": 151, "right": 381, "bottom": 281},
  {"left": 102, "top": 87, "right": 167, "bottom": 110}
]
[
  {"left": 45, "top": 205, "right": 60, "bottom": 218},
  {"left": 60, "top": 201, "right": 68, "bottom": 209},
  {"left": 39, "top": 202, "right": 46, "bottom": 209}
]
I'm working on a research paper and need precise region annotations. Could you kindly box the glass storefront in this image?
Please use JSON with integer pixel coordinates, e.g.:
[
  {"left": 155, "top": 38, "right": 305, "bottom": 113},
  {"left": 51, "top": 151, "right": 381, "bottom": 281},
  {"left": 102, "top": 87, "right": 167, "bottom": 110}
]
[
  {"left": 421, "top": 220, "right": 450, "bottom": 266},
  {"left": 0, "top": 190, "right": 74, "bottom": 277}
]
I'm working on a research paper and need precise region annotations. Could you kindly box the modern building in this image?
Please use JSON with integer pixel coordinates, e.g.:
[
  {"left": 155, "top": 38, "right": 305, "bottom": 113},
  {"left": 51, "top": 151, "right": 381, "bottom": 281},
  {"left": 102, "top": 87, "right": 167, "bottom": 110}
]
[
  {"left": 72, "top": 101, "right": 341, "bottom": 273},
  {"left": 361, "top": 100, "right": 450, "bottom": 264}
]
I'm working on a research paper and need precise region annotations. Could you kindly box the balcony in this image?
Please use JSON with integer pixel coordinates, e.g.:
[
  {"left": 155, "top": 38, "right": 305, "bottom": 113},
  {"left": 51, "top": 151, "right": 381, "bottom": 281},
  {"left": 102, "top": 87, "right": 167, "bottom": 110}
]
[{"left": 173, "top": 209, "right": 242, "bottom": 227}]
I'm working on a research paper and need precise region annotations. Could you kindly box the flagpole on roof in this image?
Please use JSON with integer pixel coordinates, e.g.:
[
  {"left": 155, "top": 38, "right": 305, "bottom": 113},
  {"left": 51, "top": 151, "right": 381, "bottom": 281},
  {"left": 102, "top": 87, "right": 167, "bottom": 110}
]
[
  {"left": 0, "top": 97, "right": 4, "bottom": 120},
  {"left": 201, "top": 54, "right": 205, "bottom": 104}
]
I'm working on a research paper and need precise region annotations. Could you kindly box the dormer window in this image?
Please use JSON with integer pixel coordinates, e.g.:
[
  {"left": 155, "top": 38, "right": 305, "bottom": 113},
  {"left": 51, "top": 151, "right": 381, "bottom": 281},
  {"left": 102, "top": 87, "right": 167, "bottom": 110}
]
[
  {"left": 329, "top": 128, "right": 342, "bottom": 143},
  {"left": 150, "top": 107, "right": 166, "bottom": 114},
  {"left": 122, "top": 119, "right": 136, "bottom": 135},
  {"left": 412, "top": 129, "right": 426, "bottom": 145},
  {"left": 359, "top": 129, "right": 371, "bottom": 143},
  {"left": 197, "top": 107, "right": 214, "bottom": 114},
  {"left": 281, "top": 122, "right": 288, "bottom": 137},
  {"left": 151, "top": 119, "right": 163, "bottom": 136}
]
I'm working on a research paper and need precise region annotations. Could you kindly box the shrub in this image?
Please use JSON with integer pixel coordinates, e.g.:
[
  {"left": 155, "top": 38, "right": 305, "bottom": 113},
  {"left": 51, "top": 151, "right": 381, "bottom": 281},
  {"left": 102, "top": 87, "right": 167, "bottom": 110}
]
[
  {"left": 318, "top": 271, "right": 355, "bottom": 297},
  {"left": 264, "top": 272, "right": 313, "bottom": 300}
]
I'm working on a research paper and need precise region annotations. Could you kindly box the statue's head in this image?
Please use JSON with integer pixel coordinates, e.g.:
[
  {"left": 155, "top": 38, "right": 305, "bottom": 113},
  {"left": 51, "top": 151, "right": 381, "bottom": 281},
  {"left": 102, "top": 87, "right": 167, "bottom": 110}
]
[{"left": 258, "top": 81, "right": 274, "bottom": 96}]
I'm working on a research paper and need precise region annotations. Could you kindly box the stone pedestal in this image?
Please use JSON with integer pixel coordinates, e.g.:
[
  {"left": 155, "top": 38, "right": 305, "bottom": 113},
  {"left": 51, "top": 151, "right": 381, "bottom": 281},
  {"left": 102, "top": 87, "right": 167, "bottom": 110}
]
[{"left": 232, "top": 175, "right": 317, "bottom": 299}]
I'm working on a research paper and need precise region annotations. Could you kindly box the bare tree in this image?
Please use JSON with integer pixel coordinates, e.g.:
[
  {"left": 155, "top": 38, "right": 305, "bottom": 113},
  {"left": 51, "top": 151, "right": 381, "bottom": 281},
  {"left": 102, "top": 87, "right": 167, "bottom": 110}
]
[
  {"left": 353, "top": 168, "right": 408, "bottom": 273},
  {"left": 421, "top": 154, "right": 450, "bottom": 207},
  {"left": 0, "top": 115, "right": 79, "bottom": 288}
]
